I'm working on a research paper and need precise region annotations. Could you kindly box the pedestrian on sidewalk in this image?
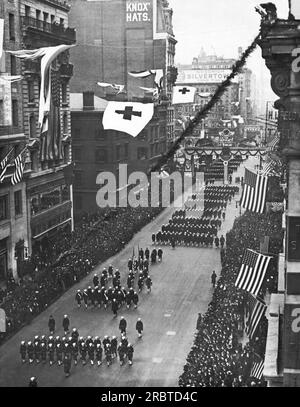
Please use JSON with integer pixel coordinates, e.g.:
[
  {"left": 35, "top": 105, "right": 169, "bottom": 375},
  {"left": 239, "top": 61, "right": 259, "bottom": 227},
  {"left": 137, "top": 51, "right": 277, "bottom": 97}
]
[
  {"left": 214, "top": 236, "right": 219, "bottom": 248},
  {"left": 211, "top": 270, "right": 217, "bottom": 288},
  {"left": 119, "top": 316, "right": 127, "bottom": 335},
  {"left": 63, "top": 353, "right": 71, "bottom": 377},
  {"left": 220, "top": 235, "right": 225, "bottom": 249}
]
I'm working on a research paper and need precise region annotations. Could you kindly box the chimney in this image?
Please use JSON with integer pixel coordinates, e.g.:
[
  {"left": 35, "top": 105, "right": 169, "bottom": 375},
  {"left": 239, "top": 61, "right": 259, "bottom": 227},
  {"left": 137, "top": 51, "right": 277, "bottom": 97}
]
[{"left": 83, "top": 91, "right": 94, "bottom": 110}]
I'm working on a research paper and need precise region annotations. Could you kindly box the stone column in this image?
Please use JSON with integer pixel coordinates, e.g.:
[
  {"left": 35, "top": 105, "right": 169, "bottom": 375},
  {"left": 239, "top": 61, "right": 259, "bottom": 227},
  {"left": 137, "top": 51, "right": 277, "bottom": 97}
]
[{"left": 259, "top": 18, "right": 300, "bottom": 386}]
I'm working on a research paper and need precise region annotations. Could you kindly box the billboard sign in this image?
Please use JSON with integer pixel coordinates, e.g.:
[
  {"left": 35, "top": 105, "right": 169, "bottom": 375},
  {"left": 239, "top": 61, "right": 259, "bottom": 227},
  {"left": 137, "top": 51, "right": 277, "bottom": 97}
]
[
  {"left": 176, "top": 69, "right": 232, "bottom": 84},
  {"left": 126, "top": 0, "right": 152, "bottom": 24}
]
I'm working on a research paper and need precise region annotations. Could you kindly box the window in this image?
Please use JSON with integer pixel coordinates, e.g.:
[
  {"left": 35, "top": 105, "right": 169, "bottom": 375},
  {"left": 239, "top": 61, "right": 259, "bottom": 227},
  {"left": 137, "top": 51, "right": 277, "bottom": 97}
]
[
  {"left": 74, "top": 128, "right": 80, "bottom": 139},
  {"left": 75, "top": 172, "right": 82, "bottom": 187},
  {"left": 116, "top": 145, "right": 121, "bottom": 161},
  {"left": 25, "top": 5, "right": 30, "bottom": 17},
  {"left": 28, "top": 81, "right": 35, "bottom": 103},
  {"left": 0, "top": 195, "right": 8, "bottom": 221},
  {"left": 30, "top": 150, "right": 38, "bottom": 172},
  {"left": 10, "top": 55, "right": 16, "bottom": 75},
  {"left": 14, "top": 190, "right": 22, "bottom": 216},
  {"left": 29, "top": 114, "right": 36, "bottom": 137},
  {"left": 43, "top": 12, "right": 49, "bottom": 23},
  {"left": 63, "top": 113, "right": 68, "bottom": 134},
  {"left": 51, "top": 15, "right": 55, "bottom": 24},
  {"left": 60, "top": 18, "right": 64, "bottom": 26},
  {"left": 36, "top": 10, "right": 41, "bottom": 20},
  {"left": 9, "top": 14, "right": 15, "bottom": 40},
  {"left": 124, "top": 143, "right": 129, "bottom": 159},
  {"left": 95, "top": 148, "right": 107, "bottom": 163},
  {"left": 137, "top": 147, "right": 148, "bottom": 160},
  {"left": 12, "top": 100, "right": 18, "bottom": 127},
  {"left": 73, "top": 147, "right": 82, "bottom": 162}
]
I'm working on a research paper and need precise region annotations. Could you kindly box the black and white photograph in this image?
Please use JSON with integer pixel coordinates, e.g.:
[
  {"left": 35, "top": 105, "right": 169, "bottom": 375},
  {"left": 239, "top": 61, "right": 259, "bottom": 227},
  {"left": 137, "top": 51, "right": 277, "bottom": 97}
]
[{"left": 0, "top": 0, "right": 298, "bottom": 393}]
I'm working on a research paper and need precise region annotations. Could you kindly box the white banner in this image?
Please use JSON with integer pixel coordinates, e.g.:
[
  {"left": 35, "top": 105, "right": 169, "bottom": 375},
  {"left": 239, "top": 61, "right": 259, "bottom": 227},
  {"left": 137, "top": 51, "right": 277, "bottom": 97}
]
[{"left": 0, "top": 308, "right": 6, "bottom": 332}]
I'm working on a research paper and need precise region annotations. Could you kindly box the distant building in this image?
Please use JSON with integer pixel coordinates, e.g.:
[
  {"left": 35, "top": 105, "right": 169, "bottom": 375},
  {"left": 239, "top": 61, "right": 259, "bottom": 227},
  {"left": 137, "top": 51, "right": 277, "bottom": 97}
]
[
  {"left": 176, "top": 48, "right": 256, "bottom": 142},
  {"left": 68, "top": 0, "right": 177, "bottom": 214},
  {"left": 0, "top": 0, "right": 76, "bottom": 281}
]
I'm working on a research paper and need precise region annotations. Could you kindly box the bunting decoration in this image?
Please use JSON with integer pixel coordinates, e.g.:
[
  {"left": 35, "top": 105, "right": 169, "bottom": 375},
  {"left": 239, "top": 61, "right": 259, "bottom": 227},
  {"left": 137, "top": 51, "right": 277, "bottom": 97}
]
[
  {"left": 128, "top": 69, "right": 164, "bottom": 92},
  {"left": 11, "top": 147, "right": 28, "bottom": 186},
  {"left": 0, "top": 148, "right": 14, "bottom": 183},
  {"left": 0, "top": 75, "right": 22, "bottom": 83},
  {"left": 235, "top": 249, "right": 272, "bottom": 296},
  {"left": 103, "top": 102, "right": 154, "bottom": 137},
  {"left": 97, "top": 82, "right": 125, "bottom": 94},
  {"left": 240, "top": 168, "right": 268, "bottom": 214}
]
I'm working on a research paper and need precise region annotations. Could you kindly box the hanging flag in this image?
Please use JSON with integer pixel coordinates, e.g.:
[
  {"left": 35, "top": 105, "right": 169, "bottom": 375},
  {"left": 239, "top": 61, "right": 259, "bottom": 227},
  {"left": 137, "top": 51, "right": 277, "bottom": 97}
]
[
  {"left": 0, "top": 148, "right": 14, "bottom": 183},
  {"left": 103, "top": 101, "right": 154, "bottom": 137},
  {"left": 266, "top": 133, "right": 280, "bottom": 152},
  {"left": 128, "top": 70, "right": 155, "bottom": 78},
  {"left": 172, "top": 86, "right": 196, "bottom": 104},
  {"left": 128, "top": 69, "right": 164, "bottom": 92},
  {"left": 250, "top": 354, "right": 264, "bottom": 380},
  {"left": 97, "top": 82, "right": 125, "bottom": 95},
  {"left": 11, "top": 147, "right": 28, "bottom": 186},
  {"left": 240, "top": 168, "right": 268, "bottom": 214},
  {"left": 235, "top": 249, "right": 272, "bottom": 296},
  {"left": 0, "top": 75, "right": 22, "bottom": 83},
  {"left": 245, "top": 294, "right": 267, "bottom": 339},
  {"left": 139, "top": 87, "right": 158, "bottom": 97}
]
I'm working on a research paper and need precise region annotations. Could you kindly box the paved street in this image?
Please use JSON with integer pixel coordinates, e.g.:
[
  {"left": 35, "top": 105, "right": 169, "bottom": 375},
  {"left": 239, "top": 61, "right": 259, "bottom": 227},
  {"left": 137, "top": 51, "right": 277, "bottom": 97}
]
[{"left": 0, "top": 159, "right": 255, "bottom": 387}]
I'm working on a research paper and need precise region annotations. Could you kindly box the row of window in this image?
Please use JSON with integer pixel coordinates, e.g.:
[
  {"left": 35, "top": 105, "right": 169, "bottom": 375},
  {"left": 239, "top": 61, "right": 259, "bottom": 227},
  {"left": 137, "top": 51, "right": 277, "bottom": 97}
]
[
  {"left": 31, "top": 210, "right": 71, "bottom": 238},
  {"left": 0, "top": 190, "right": 22, "bottom": 221},
  {"left": 30, "top": 185, "right": 70, "bottom": 216},
  {"left": 23, "top": 6, "right": 65, "bottom": 26}
]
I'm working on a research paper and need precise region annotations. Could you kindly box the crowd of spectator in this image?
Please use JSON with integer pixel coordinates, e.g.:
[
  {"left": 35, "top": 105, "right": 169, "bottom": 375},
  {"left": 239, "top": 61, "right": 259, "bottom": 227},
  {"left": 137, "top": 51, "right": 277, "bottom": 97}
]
[{"left": 179, "top": 209, "right": 283, "bottom": 387}]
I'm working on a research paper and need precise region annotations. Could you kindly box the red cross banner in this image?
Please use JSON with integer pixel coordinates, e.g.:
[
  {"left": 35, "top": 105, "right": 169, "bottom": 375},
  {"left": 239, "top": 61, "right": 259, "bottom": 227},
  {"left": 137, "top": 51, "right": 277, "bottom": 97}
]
[
  {"left": 172, "top": 85, "right": 196, "bottom": 104},
  {"left": 103, "top": 101, "right": 154, "bottom": 137}
]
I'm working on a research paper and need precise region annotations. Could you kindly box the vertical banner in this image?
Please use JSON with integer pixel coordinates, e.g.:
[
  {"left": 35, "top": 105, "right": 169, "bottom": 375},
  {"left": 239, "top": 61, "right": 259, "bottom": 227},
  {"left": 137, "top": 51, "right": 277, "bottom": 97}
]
[
  {"left": 0, "top": 77, "right": 12, "bottom": 125},
  {"left": 0, "top": 19, "right": 4, "bottom": 72},
  {"left": 291, "top": 0, "right": 300, "bottom": 19},
  {"left": 0, "top": 308, "right": 6, "bottom": 333}
]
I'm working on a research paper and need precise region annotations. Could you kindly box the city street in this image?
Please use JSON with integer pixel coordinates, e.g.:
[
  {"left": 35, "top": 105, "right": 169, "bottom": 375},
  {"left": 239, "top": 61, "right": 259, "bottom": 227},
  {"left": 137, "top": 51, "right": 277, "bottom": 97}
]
[{"left": 0, "top": 160, "right": 252, "bottom": 387}]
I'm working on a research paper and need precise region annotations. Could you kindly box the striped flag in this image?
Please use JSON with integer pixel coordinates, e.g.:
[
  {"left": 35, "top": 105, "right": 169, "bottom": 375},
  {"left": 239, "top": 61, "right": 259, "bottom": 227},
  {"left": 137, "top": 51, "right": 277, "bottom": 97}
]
[
  {"left": 266, "top": 133, "right": 280, "bottom": 152},
  {"left": 0, "top": 148, "right": 14, "bottom": 183},
  {"left": 250, "top": 354, "right": 264, "bottom": 380},
  {"left": 240, "top": 168, "right": 268, "bottom": 213},
  {"left": 11, "top": 147, "right": 27, "bottom": 186},
  {"left": 245, "top": 294, "right": 267, "bottom": 339},
  {"left": 235, "top": 249, "right": 272, "bottom": 296}
]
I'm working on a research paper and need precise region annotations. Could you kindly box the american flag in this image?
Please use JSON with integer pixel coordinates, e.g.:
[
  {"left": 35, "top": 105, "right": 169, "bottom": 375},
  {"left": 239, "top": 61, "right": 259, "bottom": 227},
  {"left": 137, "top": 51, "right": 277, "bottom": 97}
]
[
  {"left": 235, "top": 249, "right": 272, "bottom": 296},
  {"left": 0, "top": 148, "right": 14, "bottom": 183},
  {"left": 250, "top": 354, "right": 264, "bottom": 380},
  {"left": 266, "top": 133, "right": 280, "bottom": 152},
  {"left": 11, "top": 147, "right": 27, "bottom": 186},
  {"left": 240, "top": 168, "right": 268, "bottom": 214},
  {"left": 245, "top": 294, "right": 267, "bottom": 339}
]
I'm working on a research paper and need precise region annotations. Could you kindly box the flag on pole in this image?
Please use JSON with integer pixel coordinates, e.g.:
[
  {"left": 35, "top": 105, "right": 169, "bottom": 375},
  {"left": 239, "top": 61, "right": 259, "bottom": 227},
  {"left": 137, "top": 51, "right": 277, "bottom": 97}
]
[
  {"left": 240, "top": 168, "right": 268, "bottom": 214},
  {"left": 172, "top": 86, "right": 196, "bottom": 104},
  {"left": 97, "top": 82, "right": 125, "bottom": 94},
  {"left": 250, "top": 354, "right": 264, "bottom": 380},
  {"left": 11, "top": 147, "right": 27, "bottom": 186},
  {"left": 235, "top": 249, "right": 272, "bottom": 296},
  {"left": 103, "top": 101, "right": 154, "bottom": 137},
  {"left": 0, "top": 148, "right": 14, "bottom": 183},
  {"left": 245, "top": 294, "right": 267, "bottom": 339}
]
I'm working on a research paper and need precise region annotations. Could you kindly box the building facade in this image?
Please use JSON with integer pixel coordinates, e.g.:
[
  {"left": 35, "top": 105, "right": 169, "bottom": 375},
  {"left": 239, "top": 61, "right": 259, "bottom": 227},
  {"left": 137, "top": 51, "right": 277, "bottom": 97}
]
[
  {"left": 175, "top": 48, "right": 255, "bottom": 142},
  {"left": 68, "top": 0, "right": 177, "bottom": 216},
  {"left": 0, "top": 0, "right": 76, "bottom": 281}
]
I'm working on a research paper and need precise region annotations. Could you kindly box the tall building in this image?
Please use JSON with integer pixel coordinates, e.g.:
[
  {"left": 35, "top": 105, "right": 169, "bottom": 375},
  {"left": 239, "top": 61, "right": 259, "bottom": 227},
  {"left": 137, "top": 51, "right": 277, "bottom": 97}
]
[
  {"left": 0, "top": 0, "right": 28, "bottom": 282},
  {"left": 0, "top": 0, "right": 76, "bottom": 282},
  {"left": 69, "top": 0, "right": 177, "bottom": 216}
]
